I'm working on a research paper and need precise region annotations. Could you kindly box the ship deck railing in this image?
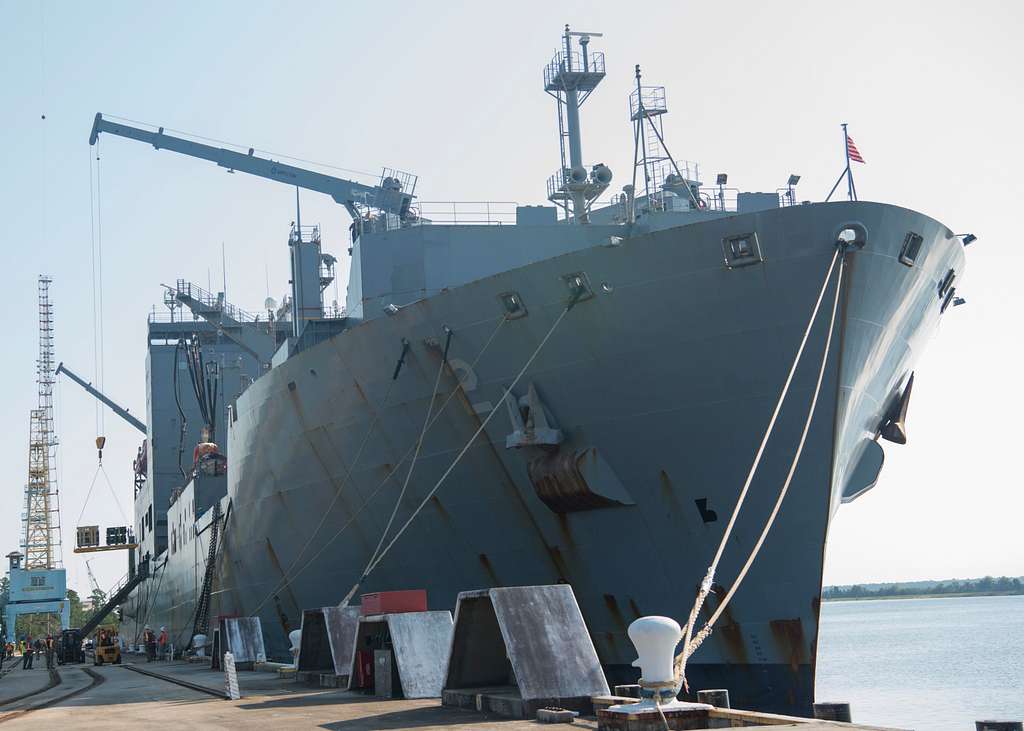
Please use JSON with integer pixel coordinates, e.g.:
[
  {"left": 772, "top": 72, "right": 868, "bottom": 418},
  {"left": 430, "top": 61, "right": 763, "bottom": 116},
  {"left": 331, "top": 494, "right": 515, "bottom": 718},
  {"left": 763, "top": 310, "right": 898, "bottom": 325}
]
[
  {"left": 173, "top": 279, "right": 260, "bottom": 322},
  {"left": 414, "top": 200, "right": 518, "bottom": 226}
]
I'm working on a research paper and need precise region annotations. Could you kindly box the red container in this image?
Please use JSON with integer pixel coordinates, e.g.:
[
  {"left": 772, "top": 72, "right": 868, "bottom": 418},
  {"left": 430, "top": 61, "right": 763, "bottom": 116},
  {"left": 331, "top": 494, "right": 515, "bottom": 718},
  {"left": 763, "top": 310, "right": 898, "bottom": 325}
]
[
  {"left": 354, "top": 650, "right": 374, "bottom": 688},
  {"left": 360, "top": 589, "right": 428, "bottom": 616}
]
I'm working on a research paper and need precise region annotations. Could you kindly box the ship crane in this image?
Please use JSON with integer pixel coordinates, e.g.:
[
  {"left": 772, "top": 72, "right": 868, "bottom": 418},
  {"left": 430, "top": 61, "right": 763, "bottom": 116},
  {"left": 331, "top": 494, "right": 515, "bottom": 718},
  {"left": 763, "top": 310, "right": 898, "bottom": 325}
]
[
  {"left": 88, "top": 114, "right": 416, "bottom": 222},
  {"left": 89, "top": 113, "right": 415, "bottom": 337}
]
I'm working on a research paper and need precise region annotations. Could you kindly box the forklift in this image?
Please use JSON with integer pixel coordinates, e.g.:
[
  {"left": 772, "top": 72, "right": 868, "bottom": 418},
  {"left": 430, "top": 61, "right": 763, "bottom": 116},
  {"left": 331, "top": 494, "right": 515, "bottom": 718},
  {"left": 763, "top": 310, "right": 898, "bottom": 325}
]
[{"left": 93, "top": 627, "right": 121, "bottom": 666}]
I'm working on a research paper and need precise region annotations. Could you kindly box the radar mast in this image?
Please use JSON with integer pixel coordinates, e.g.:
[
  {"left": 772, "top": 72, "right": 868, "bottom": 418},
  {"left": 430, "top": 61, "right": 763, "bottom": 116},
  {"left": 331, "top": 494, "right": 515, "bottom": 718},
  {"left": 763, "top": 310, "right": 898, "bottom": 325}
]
[{"left": 544, "top": 25, "right": 612, "bottom": 224}]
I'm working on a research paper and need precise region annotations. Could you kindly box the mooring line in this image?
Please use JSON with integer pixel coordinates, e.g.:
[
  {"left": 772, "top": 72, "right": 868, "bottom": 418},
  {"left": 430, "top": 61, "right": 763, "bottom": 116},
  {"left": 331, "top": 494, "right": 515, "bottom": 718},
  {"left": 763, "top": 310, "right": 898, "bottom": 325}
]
[
  {"left": 675, "top": 246, "right": 844, "bottom": 689},
  {"left": 251, "top": 314, "right": 508, "bottom": 613},
  {"left": 120, "top": 663, "right": 225, "bottom": 699},
  {"left": 344, "top": 294, "right": 581, "bottom": 602}
]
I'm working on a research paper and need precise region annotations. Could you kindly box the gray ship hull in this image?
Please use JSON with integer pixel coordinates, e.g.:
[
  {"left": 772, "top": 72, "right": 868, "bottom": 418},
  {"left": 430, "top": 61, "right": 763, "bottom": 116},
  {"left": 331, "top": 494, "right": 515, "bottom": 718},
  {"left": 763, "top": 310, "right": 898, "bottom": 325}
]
[{"left": 122, "top": 201, "right": 964, "bottom": 715}]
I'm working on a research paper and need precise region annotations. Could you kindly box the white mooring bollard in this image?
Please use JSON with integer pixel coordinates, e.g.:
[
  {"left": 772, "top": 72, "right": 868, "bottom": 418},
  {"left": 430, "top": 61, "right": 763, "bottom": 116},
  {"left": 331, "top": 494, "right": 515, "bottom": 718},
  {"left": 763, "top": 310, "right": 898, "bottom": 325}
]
[
  {"left": 288, "top": 629, "right": 302, "bottom": 668},
  {"left": 604, "top": 616, "right": 711, "bottom": 717}
]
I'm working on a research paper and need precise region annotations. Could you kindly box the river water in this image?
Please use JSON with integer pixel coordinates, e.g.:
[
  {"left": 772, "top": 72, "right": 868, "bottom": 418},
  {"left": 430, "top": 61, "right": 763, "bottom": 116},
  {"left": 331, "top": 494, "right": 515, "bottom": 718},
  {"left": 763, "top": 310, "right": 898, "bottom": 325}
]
[{"left": 815, "top": 594, "right": 1024, "bottom": 730}]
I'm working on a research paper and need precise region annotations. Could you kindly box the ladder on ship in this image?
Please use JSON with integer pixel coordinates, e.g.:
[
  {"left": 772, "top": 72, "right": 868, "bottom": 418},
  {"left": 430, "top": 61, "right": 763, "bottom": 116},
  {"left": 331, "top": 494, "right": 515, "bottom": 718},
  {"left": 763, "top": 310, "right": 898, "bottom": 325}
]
[{"left": 192, "top": 504, "right": 222, "bottom": 641}]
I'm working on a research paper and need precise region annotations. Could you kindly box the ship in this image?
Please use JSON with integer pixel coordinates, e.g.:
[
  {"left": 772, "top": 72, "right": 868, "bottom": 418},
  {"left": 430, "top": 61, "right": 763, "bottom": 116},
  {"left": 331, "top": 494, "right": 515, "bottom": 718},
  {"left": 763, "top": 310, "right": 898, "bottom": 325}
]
[{"left": 71, "top": 27, "right": 968, "bottom": 715}]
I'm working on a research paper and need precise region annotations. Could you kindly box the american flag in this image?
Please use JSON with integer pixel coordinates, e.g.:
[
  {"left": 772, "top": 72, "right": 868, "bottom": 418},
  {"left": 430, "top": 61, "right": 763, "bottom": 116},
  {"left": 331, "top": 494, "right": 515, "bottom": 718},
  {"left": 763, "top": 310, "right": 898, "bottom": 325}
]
[{"left": 847, "top": 135, "right": 865, "bottom": 164}]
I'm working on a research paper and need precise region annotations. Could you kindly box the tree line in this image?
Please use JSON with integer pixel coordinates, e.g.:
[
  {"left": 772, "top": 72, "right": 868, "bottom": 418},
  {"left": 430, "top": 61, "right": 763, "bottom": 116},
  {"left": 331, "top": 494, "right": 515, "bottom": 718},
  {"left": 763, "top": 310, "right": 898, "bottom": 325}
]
[{"left": 823, "top": 575, "right": 1023, "bottom": 600}]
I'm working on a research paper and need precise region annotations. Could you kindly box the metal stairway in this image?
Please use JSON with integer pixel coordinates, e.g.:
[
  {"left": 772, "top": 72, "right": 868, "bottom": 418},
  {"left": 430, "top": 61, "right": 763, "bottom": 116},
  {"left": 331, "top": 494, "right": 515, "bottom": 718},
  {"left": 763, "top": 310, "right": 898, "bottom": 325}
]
[{"left": 81, "top": 558, "right": 150, "bottom": 637}]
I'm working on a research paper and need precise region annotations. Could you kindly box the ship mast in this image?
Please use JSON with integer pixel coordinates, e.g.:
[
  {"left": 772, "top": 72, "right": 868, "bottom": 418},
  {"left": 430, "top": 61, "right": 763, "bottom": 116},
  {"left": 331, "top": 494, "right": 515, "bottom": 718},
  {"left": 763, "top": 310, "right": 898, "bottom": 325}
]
[
  {"left": 23, "top": 275, "right": 62, "bottom": 570},
  {"left": 544, "top": 25, "right": 612, "bottom": 223}
]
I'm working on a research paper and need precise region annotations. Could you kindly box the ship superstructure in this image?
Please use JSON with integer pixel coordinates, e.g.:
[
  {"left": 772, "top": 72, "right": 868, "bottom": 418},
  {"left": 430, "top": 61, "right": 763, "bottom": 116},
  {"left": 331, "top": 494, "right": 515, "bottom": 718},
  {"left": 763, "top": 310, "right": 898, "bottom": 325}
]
[{"left": 70, "top": 27, "right": 970, "bottom": 715}]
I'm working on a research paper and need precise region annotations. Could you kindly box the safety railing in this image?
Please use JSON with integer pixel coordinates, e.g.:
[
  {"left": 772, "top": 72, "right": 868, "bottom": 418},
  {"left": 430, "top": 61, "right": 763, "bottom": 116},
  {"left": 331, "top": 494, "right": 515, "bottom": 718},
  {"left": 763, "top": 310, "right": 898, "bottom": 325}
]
[
  {"left": 411, "top": 201, "right": 519, "bottom": 226},
  {"left": 173, "top": 279, "right": 258, "bottom": 323},
  {"left": 288, "top": 223, "right": 321, "bottom": 245},
  {"left": 544, "top": 50, "right": 606, "bottom": 89},
  {"left": 629, "top": 85, "right": 667, "bottom": 120},
  {"left": 322, "top": 302, "right": 347, "bottom": 319},
  {"left": 701, "top": 188, "right": 741, "bottom": 212}
]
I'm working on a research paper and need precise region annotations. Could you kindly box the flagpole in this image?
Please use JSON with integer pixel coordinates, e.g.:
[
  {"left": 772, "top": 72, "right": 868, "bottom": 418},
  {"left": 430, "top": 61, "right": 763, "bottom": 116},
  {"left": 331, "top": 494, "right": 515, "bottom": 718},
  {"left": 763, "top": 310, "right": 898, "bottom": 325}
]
[{"left": 842, "top": 122, "right": 856, "bottom": 201}]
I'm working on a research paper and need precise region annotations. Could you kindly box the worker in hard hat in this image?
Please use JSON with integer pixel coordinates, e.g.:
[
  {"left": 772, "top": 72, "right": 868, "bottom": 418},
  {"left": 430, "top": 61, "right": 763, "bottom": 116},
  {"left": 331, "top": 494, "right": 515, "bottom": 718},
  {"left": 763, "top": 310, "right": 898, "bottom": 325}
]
[
  {"left": 21, "top": 637, "right": 33, "bottom": 670},
  {"left": 158, "top": 626, "right": 168, "bottom": 660},
  {"left": 143, "top": 625, "right": 156, "bottom": 662}
]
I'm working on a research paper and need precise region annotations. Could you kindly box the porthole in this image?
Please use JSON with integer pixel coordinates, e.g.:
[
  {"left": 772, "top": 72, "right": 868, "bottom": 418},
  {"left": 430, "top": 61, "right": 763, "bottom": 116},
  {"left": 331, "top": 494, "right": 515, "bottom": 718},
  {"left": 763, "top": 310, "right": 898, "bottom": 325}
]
[{"left": 899, "top": 232, "right": 924, "bottom": 266}]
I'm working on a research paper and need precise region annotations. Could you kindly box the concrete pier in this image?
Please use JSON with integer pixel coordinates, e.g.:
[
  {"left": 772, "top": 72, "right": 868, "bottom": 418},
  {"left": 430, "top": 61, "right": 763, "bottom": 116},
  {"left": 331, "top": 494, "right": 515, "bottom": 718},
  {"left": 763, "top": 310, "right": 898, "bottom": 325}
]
[{"left": 0, "top": 658, "right": 911, "bottom": 730}]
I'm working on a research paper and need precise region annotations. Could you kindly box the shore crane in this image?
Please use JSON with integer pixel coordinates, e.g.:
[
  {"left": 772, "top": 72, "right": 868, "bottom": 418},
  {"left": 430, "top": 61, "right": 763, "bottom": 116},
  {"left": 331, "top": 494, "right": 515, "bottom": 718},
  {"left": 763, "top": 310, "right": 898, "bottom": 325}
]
[{"left": 85, "top": 560, "right": 101, "bottom": 595}]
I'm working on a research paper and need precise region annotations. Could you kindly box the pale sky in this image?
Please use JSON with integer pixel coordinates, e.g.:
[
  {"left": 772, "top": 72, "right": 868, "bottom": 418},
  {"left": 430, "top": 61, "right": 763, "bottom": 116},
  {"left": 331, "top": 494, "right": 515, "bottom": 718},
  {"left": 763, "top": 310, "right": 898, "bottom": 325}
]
[{"left": 0, "top": 0, "right": 1021, "bottom": 595}]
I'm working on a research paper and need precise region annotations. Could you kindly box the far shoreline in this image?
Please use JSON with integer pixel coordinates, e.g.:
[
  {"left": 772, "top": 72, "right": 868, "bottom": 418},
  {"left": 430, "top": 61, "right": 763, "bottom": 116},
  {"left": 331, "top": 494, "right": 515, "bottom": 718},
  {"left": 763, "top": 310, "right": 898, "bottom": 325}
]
[{"left": 824, "top": 590, "right": 1023, "bottom": 602}]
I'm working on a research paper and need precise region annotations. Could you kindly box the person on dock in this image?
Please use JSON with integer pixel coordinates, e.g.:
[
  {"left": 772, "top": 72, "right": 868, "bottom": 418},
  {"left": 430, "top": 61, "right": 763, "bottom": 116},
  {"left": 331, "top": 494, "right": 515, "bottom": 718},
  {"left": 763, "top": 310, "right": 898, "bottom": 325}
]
[
  {"left": 45, "top": 636, "right": 54, "bottom": 669},
  {"left": 144, "top": 625, "right": 156, "bottom": 662},
  {"left": 21, "top": 640, "right": 33, "bottom": 670},
  {"left": 158, "top": 627, "right": 168, "bottom": 660}
]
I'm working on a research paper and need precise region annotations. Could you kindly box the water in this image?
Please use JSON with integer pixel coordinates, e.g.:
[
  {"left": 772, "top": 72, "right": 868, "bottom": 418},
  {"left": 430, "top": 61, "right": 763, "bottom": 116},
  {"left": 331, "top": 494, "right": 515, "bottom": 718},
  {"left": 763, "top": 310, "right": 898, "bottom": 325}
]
[{"left": 816, "top": 595, "right": 1024, "bottom": 730}]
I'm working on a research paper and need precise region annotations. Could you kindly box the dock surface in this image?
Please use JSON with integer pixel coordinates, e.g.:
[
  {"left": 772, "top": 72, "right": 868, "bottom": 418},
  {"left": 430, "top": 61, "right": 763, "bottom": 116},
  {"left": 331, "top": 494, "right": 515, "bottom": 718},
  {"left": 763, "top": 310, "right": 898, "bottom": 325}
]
[{"left": 0, "top": 659, "right": 898, "bottom": 729}]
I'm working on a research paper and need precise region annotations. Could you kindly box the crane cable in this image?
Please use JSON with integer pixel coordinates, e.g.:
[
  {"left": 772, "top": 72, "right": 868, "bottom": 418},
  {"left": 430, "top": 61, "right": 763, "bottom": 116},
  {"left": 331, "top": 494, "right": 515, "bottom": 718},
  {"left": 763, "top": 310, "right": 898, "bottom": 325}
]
[
  {"left": 75, "top": 462, "right": 129, "bottom": 543},
  {"left": 673, "top": 247, "right": 845, "bottom": 690},
  {"left": 340, "top": 289, "right": 585, "bottom": 607}
]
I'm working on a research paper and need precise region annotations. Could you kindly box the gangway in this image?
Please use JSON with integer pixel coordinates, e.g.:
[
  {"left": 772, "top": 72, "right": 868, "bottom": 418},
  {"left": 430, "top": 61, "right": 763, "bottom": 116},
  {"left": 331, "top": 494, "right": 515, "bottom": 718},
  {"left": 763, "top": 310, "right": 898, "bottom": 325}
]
[
  {"left": 80, "top": 558, "right": 150, "bottom": 638},
  {"left": 168, "top": 281, "right": 277, "bottom": 366}
]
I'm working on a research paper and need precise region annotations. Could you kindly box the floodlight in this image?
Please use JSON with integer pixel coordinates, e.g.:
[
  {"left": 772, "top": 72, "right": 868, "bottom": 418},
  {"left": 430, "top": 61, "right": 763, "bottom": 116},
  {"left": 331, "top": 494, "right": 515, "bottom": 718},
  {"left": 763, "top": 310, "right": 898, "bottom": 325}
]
[
  {"left": 787, "top": 174, "right": 801, "bottom": 186},
  {"left": 716, "top": 173, "right": 728, "bottom": 185}
]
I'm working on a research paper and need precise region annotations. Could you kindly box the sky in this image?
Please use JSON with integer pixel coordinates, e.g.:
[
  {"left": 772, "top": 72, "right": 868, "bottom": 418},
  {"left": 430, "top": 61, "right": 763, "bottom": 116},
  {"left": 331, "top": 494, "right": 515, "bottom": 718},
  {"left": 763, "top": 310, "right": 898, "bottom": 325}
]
[{"left": 0, "top": 0, "right": 1021, "bottom": 595}]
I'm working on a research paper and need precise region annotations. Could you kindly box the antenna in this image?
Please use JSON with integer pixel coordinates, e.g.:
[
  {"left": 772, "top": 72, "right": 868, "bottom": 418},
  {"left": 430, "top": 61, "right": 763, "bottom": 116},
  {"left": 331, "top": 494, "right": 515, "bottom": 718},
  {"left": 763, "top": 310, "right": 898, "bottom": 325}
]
[{"left": 628, "top": 65, "right": 702, "bottom": 215}]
